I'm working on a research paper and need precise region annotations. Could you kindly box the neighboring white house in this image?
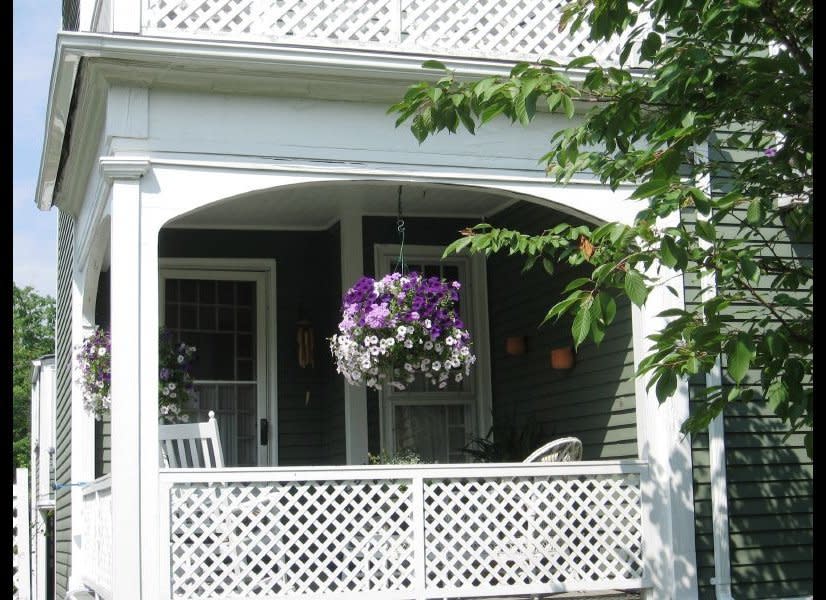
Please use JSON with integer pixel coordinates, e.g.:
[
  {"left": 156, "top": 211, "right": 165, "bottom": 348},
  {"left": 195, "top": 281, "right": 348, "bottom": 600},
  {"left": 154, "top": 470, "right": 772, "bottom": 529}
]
[
  {"left": 31, "top": 1, "right": 812, "bottom": 599},
  {"left": 30, "top": 355, "right": 56, "bottom": 600}
]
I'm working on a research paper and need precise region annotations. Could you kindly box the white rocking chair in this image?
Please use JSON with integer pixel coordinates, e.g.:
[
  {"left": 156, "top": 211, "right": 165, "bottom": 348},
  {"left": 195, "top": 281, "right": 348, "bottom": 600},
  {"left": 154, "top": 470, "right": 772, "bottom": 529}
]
[
  {"left": 159, "top": 410, "right": 224, "bottom": 468},
  {"left": 159, "top": 412, "right": 286, "bottom": 595}
]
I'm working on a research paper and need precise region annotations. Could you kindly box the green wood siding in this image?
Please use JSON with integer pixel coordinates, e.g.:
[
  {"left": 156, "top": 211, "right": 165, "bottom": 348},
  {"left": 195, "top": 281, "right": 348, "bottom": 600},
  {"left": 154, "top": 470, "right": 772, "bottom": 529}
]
[
  {"left": 486, "top": 201, "right": 637, "bottom": 460},
  {"left": 158, "top": 226, "right": 345, "bottom": 466},
  {"left": 686, "top": 133, "right": 813, "bottom": 598},
  {"left": 54, "top": 210, "right": 74, "bottom": 599}
]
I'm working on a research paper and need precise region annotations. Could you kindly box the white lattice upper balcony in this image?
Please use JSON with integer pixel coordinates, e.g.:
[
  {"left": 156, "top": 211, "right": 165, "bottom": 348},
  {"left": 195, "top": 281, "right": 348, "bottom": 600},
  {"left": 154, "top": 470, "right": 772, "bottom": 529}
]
[{"left": 89, "top": 0, "right": 628, "bottom": 65}]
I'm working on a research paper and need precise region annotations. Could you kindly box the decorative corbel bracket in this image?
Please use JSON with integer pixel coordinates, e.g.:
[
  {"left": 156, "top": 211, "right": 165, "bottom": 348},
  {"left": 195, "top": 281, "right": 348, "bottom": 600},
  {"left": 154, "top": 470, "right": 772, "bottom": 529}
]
[{"left": 99, "top": 156, "right": 151, "bottom": 181}]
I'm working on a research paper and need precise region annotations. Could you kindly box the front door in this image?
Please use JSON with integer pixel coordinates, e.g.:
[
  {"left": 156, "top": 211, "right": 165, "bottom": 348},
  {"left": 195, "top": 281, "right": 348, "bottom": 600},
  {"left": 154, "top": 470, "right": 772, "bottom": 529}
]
[
  {"left": 375, "top": 245, "right": 490, "bottom": 463},
  {"left": 160, "top": 260, "right": 276, "bottom": 466}
]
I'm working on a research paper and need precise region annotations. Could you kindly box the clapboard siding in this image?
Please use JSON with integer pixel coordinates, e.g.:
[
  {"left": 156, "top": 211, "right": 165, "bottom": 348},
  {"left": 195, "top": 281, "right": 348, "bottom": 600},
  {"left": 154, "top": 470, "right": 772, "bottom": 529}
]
[
  {"left": 54, "top": 210, "right": 74, "bottom": 599},
  {"left": 158, "top": 226, "right": 342, "bottom": 466},
  {"left": 684, "top": 132, "right": 813, "bottom": 598},
  {"left": 486, "top": 201, "right": 637, "bottom": 461}
]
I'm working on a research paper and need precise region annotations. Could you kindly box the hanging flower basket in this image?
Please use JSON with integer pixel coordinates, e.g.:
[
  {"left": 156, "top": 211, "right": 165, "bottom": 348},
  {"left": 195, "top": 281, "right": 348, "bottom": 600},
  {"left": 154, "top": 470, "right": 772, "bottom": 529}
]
[
  {"left": 76, "top": 327, "right": 197, "bottom": 423},
  {"left": 77, "top": 326, "right": 112, "bottom": 419},
  {"left": 330, "top": 272, "right": 476, "bottom": 391}
]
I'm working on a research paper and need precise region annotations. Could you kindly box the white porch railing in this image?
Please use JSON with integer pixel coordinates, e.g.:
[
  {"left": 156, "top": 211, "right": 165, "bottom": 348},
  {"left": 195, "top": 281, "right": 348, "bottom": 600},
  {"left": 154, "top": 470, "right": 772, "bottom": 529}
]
[
  {"left": 81, "top": 474, "right": 114, "bottom": 599},
  {"left": 13, "top": 468, "right": 31, "bottom": 600},
  {"left": 159, "top": 461, "right": 649, "bottom": 599},
  {"left": 140, "top": 0, "right": 628, "bottom": 65}
]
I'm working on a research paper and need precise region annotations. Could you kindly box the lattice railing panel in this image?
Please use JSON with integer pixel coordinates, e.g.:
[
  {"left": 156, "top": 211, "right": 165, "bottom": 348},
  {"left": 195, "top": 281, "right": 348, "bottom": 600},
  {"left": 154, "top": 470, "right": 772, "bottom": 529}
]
[
  {"left": 423, "top": 474, "right": 643, "bottom": 593},
  {"left": 146, "top": 0, "right": 396, "bottom": 45},
  {"left": 160, "top": 463, "right": 647, "bottom": 599},
  {"left": 143, "top": 0, "right": 631, "bottom": 64},
  {"left": 81, "top": 476, "right": 113, "bottom": 597},
  {"left": 168, "top": 479, "right": 415, "bottom": 598}
]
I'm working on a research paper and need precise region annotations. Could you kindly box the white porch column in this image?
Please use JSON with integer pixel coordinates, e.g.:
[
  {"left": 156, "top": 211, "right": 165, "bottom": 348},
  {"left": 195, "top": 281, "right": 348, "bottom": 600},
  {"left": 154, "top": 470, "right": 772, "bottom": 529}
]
[
  {"left": 339, "top": 212, "right": 369, "bottom": 465},
  {"left": 632, "top": 259, "right": 699, "bottom": 600},
  {"left": 111, "top": 0, "right": 141, "bottom": 33},
  {"left": 103, "top": 158, "right": 151, "bottom": 600}
]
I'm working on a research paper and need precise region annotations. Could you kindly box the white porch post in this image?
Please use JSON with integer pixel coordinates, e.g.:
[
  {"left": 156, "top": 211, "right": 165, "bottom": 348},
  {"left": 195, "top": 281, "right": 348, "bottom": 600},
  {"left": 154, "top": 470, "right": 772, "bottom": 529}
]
[
  {"left": 339, "top": 212, "right": 369, "bottom": 465},
  {"left": 103, "top": 158, "right": 151, "bottom": 600},
  {"left": 111, "top": 0, "right": 141, "bottom": 33},
  {"left": 632, "top": 258, "right": 699, "bottom": 600}
]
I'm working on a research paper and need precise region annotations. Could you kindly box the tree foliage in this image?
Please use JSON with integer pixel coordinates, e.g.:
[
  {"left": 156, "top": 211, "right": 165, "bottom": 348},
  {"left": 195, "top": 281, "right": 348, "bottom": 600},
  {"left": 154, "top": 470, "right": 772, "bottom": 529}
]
[
  {"left": 390, "top": 0, "right": 812, "bottom": 456},
  {"left": 13, "top": 284, "right": 56, "bottom": 468}
]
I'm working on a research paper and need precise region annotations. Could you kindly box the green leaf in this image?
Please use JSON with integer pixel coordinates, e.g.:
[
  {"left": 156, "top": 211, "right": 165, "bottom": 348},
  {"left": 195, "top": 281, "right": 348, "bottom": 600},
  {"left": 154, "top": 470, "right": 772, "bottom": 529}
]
[
  {"left": 560, "top": 95, "right": 575, "bottom": 119},
  {"left": 442, "top": 236, "right": 473, "bottom": 258},
  {"left": 660, "top": 235, "right": 680, "bottom": 268},
  {"left": 696, "top": 220, "right": 716, "bottom": 242},
  {"left": 563, "top": 277, "right": 592, "bottom": 293},
  {"left": 422, "top": 60, "right": 448, "bottom": 70},
  {"left": 746, "top": 198, "right": 765, "bottom": 225},
  {"left": 541, "top": 293, "right": 580, "bottom": 326},
  {"left": 480, "top": 104, "right": 506, "bottom": 124},
  {"left": 631, "top": 179, "right": 671, "bottom": 199},
  {"left": 567, "top": 56, "right": 596, "bottom": 69},
  {"left": 640, "top": 32, "right": 662, "bottom": 60},
  {"left": 599, "top": 293, "right": 617, "bottom": 325},
  {"left": 572, "top": 304, "right": 592, "bottom": 348},
  {"left": 655, "top": 369, "right": 678, "bottom": 402},
  {"left": 727, "top": 334, "right": 755, "bottom": 384},
  {"left": 624, "top": 270, "right": 649, "bottom": 307},
  {"left": 739, "top": 257, "right": 760, "bottom": 284}
]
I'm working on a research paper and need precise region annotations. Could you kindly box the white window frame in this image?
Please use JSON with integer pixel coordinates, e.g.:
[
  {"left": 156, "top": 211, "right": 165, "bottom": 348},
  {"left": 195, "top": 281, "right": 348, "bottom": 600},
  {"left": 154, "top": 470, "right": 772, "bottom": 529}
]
[
  {"left": 373, "top": 244, "right": 492, "bottom": 462},
  {"left": 159, "top": 258, "right": 278, "bottom": 466}
]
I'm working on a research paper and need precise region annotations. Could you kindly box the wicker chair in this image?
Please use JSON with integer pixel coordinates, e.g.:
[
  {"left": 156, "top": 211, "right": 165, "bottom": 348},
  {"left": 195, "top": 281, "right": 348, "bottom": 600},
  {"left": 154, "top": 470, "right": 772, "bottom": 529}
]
[{"left": 522, "top": 437, "right": 583, "bottom": 463}]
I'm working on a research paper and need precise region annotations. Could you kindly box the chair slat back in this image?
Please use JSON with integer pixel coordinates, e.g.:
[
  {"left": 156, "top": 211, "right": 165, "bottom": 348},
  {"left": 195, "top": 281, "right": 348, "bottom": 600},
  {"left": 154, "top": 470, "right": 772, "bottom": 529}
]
[{"left": 159, "top": 411, "right": 225, "bottom": 468}]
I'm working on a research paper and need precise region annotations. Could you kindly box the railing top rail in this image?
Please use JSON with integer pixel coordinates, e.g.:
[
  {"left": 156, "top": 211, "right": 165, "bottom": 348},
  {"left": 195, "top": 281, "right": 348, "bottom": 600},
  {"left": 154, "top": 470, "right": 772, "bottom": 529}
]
[
  {"left": 160, "top": 459, "right": 648, "bottom": 483},
  {"left": 81, "top": 473, "right": 113, "bottom": 496}
]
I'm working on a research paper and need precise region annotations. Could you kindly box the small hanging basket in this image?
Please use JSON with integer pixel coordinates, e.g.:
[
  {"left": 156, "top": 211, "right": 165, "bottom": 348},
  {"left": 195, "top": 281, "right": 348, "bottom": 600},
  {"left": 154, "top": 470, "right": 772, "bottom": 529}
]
[{"left": 330, "top": 272, "right": 476, "bottom": 391}]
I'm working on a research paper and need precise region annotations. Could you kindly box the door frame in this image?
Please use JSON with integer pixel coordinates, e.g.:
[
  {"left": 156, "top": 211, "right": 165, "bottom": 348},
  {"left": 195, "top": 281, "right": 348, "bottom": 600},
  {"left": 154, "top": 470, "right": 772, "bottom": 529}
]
[
  {"left": 159, "top": 257, "right": 278, "bottom": 466},
  {"left": 373, "top": 243, "right": 492, "bottom": 460}
]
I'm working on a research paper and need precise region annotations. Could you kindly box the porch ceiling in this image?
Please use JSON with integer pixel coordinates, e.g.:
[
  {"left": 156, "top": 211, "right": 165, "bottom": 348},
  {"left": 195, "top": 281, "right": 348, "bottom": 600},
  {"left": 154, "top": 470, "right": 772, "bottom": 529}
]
[{"left": 166, "top": 181, "right": 518, "bottom": 230}]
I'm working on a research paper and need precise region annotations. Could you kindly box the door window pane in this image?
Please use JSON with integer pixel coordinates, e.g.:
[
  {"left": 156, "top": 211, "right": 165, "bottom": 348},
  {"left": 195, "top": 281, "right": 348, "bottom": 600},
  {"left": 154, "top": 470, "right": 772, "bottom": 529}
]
[{"left": 164, "top": 278, "right": 259, "bottom": 467}]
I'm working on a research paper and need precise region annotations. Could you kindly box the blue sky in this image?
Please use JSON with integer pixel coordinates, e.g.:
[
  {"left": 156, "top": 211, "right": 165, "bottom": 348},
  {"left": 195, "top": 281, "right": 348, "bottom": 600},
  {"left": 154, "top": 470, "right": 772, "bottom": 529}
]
[{"left": 13, "top": 0, "right": 63, "bottom": 298}]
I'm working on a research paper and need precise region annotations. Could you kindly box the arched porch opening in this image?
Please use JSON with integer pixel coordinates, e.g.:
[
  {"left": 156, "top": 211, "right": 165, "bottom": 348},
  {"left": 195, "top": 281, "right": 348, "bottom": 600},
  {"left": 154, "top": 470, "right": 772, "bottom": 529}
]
[{"left": 156, "top": 179, "right": 637, "bottom": 467}]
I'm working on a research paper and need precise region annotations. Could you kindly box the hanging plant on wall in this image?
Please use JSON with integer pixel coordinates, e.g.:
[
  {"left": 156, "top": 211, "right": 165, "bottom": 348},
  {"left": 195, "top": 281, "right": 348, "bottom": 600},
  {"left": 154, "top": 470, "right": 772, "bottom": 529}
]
[
  {"left": 330, "top": 272, "right": 476, "bottom": 391},
  {"left": 77, "top": 327, "right": 197, "bottom": 423},
  {"left": 77, "top": 326, "right": 112, "bottom": 420},
  {"left": 157, "top": 329, "right": 197, "bottom": 423}
]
